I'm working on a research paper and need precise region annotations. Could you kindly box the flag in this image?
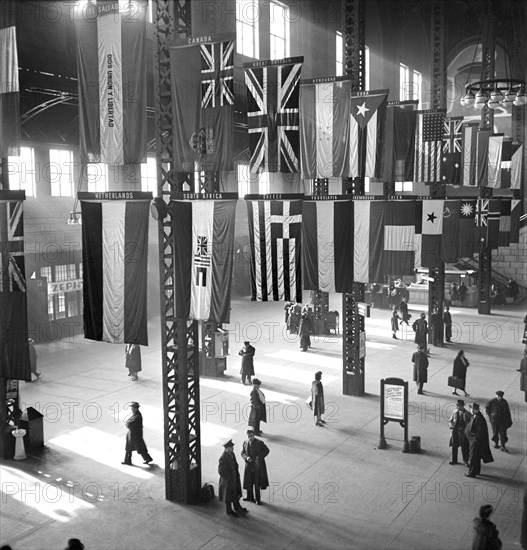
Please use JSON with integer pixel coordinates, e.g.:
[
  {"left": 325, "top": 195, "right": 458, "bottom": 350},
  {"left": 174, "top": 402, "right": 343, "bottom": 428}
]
[
  {"left": 461, "top": 122, "right": 478, "bottom": 186},
  {"left": 474, "top": 198, "right": 489, "bottom": 250},
  {"left": 0, "top": 25, "right": 20, "bottom": 157},
  {"left": 302, "top": 200, "right": 353, "bottom": 293},
  {"left": 349, "top": 90, "right": 388, "bottom": 178},
  {"left": 383, "top": 201, "right": 418, "bottom": 276},
  {"left": 510, "top": 143, "right": 523, "bottom": 189},
  {"left": 510, "top": 199, "right": 522, "bottom": 243},
  {"left": 81, "top": 200, "right": 149, "bottom": 345},
  {"left": 441, "top": 117, "right": 463, "bottom": 185},
  {"left": 420, "top": 199, "right": 444, "bottom": 267},
  {"left": 476, "top": 128, "right": 491, "bottom": 187},
  {"left": 499, "top": 139, "right": 512, "bottom": 188},
  {"left": 172, "top": 200, "right": 236, "bottom": 322},
  {"left": 414, "top": 110, "right": 445, "bottom": 183},
  {"left": 299, "top": 77, "right": 352, "bottom": 179},
  {"left": 487, "top": 198, "right": 501, "bottom": 249},
  {"left": 382, "top": 100, "right": 418, "bottom": 183},
  {"left": 498, "top": 200, "right": 511, "bottom": 247},
  {"left": 442, "top": 200, "right": 460, "bottom": 263},
  {"left": 247, "top": 200, "right": 302, "bottom": 301},
  {"left": 170, "top": 36, "right": 234, "bottom": 173},
  {"left": 245, "top": 57, "right": 303, "bottom": 173},
  {"left": 353, "top": 200, "right": 386, "bottom": 283},
  {"left": 487, "top": 134, "right": 504, "bottom": 188},
  {"left": 0, "top": 196, "right": 29, "bottom": 380},
  {"left": 458, "top": 200, "right": 477, "bottom": 257}
]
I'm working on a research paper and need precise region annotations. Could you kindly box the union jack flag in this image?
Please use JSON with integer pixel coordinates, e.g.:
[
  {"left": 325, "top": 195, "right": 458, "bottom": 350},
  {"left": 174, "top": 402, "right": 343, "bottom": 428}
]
[
  {"left": 475, "top": 198, "right": 489, "bottom": 228},
  {"left": 200, "top": 40, "right": 234, "bottom": 108},
  {"left": 244, "top": 57, "right": 303, "bottom": 173},
  {"left": 0, "top": 200, "right": 25, "bottom": 293},
  {"left": 443, "top": 117, "right": 463, "bottom": 154},
  {"left": 194, "top": 236, "right": 211, "bottom": 267},
  {"left": 441, "top": 116, "right": 463, "bottom": 185}
]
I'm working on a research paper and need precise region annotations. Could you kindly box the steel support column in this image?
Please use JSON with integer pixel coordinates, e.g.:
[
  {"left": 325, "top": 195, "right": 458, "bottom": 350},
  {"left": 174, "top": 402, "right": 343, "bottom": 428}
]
[
  {"left": 342, "top": 0, "right": 365, "bottom": 396},
  {"left": 154, "top": 0, "right": 201, "bottom": 504}
]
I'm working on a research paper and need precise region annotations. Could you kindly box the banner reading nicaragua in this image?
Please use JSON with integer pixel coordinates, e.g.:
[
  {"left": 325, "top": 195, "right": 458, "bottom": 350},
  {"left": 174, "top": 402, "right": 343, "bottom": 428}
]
[
  {"left": 81, "top": 194, "right": 150, "bottom": 345},
  {"left": 75, "top": 0, "right": 147, "bottom": 165},
  {"left": 172, "top": 200, "right": 237, "bottom": 323}
]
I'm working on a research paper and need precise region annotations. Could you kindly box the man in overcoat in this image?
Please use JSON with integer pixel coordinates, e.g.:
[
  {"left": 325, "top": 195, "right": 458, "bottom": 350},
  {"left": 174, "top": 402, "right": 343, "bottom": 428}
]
[
  {"left": 218, "top": 440, "right": 247, "bottom": 517},
  {"left": 241, "top": 429, "right": 270, "bottom": 504},
  {"left": 412, "top": 345, "right": 429, "bottom": 395},
  {"left": 125, "top": 344, "right": 142, "bottom": 381},
  {"left": 122, "top": 402, "right": 153, "bottom": 465},
  {"left": 448, "top": 399, "right": 471, "bottom": 465},
  {"left": 248, "top": 378, "right": 266, "bottom": 435},
  {"left": 412, "top": 313, "right": 428, "bottom": 351},
  {"left": 239, "top": 341, "right": 255, "bottom": 385},
  {"left": 465, "top": 403, "right": 493, "bottom": 478},
  {"left": 485, "top": 391, "right": 513, "bottom": 452}
]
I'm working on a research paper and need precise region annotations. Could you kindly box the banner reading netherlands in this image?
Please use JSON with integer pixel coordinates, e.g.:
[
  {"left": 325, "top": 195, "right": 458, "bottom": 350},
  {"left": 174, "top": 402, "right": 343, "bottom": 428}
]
[
  {"left": 76, "top": 0, "right": 147, "bottom": 165},
  {"left": 172, "top": 201, "right": 237, "bottom": 323},
  {"left": 81, "top": 199, "right": 149, "bottom": 345}
]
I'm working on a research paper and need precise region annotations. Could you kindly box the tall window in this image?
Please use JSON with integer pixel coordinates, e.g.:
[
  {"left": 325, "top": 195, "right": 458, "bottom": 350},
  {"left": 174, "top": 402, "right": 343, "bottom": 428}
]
[
  {"left": 141, "top": 157, "right": 157, "bottom": 193},
  {"left": 237, "top": 163, "right": 250, "bottom": 197},
  {"left": 8, "top": 146, "right": 36, "bottom": 196},
  {"left": 413, "top": 69, "right": 422, "bottom": 105},
  {"left": 87, "top": 163, "right": 108, "bottom": 192},
  {"left": 400, "top": 63, "right": 411, "bottom": 101},
  {"left": 270, "top": 1, "right": 289, "bottom": 60},
  {"left": 336, "top": 32, "right": 343, "bottom": 76},
  {"left": 364, "top": 46, "right": 370, "bottom": 90},
  {"left": 49, "top": 149, "right": 74, "bottom": 197},
  {"left": 258, "top": 172, "right": 270, "bottom": 194},
  {"left": 236, "top": 0, "right": 259, "bottom": 58}
]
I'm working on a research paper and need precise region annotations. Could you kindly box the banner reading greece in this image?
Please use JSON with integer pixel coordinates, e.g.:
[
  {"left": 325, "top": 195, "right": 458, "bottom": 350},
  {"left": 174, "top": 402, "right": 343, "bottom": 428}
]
[
  {"left": 76, "top": 0, "right": 147, "bottom": 165},
  {"left": 172, "top": 201, "right": 237, "bottom": 323}
]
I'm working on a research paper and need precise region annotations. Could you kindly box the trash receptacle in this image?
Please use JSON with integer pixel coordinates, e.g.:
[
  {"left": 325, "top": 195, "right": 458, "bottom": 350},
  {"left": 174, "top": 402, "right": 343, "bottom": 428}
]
[
  {"left": 19, "top": 407, "right": 44, "bottom": 450},
  {"left": 2, "top": 426, "right": 15, "bottom": 459}
]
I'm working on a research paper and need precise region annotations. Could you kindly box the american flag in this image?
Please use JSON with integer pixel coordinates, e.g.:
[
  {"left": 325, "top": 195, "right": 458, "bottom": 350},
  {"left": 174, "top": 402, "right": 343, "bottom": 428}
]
[
  {"left": 414, "top": 110, "right": 445, "bottom": 183},
  {"left": 244, "top": 57, "right": 303, "bottom": 173},
  {"left": 0, "top": 200, "right": 25, "bottom": 292},
  {"left": 200, "top": 40, "right": 234, "bottom": 108}
]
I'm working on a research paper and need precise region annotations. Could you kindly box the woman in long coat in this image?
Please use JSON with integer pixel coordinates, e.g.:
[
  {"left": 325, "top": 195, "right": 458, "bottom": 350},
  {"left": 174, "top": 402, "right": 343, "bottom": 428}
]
[
  {"left": 452, "top": 349, "right": 470, "bottom": 397},
  {"left": 391, "top": 307, "right": 401, "bottom": 339},
  {"left": 311, "top": 371, "right": 325, "bottom": 426},
  {"left": 125, "top": 344, "right": 142, "bottom": 381}
]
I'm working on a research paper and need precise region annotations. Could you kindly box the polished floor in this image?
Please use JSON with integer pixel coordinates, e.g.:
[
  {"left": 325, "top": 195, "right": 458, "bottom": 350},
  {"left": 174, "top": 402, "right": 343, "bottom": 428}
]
[{"left": 1, "top": 296, "right": 526, "bottom": 550}]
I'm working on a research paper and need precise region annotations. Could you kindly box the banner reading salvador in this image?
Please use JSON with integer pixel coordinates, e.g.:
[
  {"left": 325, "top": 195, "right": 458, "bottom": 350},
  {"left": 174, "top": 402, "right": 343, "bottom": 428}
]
[
  {"left": 302, "top": 200, "right": 353, "bottom": 293},
  {"left": 76, "top": 0, "right": 147, "bottom": 165},
  {"left": 81, "top": 199, "right": 149, "bottom": 345},
  {"left": 172, "top": 201, "right": 236, "bottom": 323}
]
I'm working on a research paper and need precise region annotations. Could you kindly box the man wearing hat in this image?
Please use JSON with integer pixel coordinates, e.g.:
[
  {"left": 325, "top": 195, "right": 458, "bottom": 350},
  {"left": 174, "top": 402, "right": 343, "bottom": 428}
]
[
  {"left": 122, "top": 402, "right": 153, "bottom": 466},
  {"left": 239, "top": 341, "right": 255, "bottom": 385},
  {"left": 218, "top": 440, "right": 247, "bottom": 517},
  {"left": 448, "top": 399, "right": 471, "bottom": 465},
  {"left": 465, "top": 403, "right": 493, "bottom": 478},
  {"left": 411, "top": 345, "right": 429, "bottom": 395},
  {"left": 248, "top": 379, "right": 266, "bottom": 436},
  {"left": 241, "top": 429, "right": 270, "bottom": 505},
  {"left": 472, "top": 504, "right": 502, "bottom": 550},
  {"left": 412, "top": 313, "right": 429, "bottom": 351},
  {"left": 485, "top": 391, "right": 513, "bottom": 452}
]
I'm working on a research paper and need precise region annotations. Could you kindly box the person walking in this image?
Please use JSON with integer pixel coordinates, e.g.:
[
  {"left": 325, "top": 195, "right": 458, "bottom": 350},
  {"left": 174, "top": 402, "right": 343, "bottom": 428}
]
[
  {"left": 399, "top": 296, "right": 411, "bottom": 325},
  {"left": 391, "top": 307, "right": 401, "bottom": 340},
  {"left": 248, "top": 379, "right": 266, "bottom": 436},
  {"left": 458, "top": 281, "right": 468, "bottom": 305},
  {"left": 443, "top": 305, "right": 453, "bottom": 343},
  {"left": 28, "top": 338, "right": 41, "bottom": 381},
  {"left": 412, "top": 345, "right": 429, "bottom": 395},
  {"left": 448, "top": 399, "right": 471, "bottom": 466},
  {"left": 239, "top": 341, "right": 255, "bottom": 385},
  {"left": 451, "top": 349, "right": 470, "bottom": 397},
  {"left": 122, "top": 402, "right": 153, "bottom": 466},
  {"left": 299, "top": 313, "right": 312, "bottom": 351},
  {"left": 241, "top": 429, "right": 269, "bottom": 505},
  {"left": 465, "top": 403, "right": 493, "bottom": 478},
  {"left": 430, "top": 307, "right": 442, "bottom": 347},
  {"left": 485, "top": 391, "right": 513, "bottom": 452},
  {"left": 218, "top": 439, "right": 247, "bottom": 517},
  {"left": 310, "top": 371, "right": 325, "bottom": 426},
  {"left": 412, "top": 313, "right": 429, "bottom": 352},
  {"left": 125, "top": 344, "right": 142, "bottom": 381},
  {"left": 507, "top": 277, "right": 519, "bottom": 302},
  {"left": 472, "top": 504, "right": 502, "bottom": 550},
  {"left": 519, "top": 349, "right": 527, "bottom": 403}
]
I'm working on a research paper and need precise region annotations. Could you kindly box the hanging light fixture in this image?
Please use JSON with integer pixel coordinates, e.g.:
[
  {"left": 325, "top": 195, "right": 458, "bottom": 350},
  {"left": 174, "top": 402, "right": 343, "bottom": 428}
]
[{"left": 462, "top": 79, "right": 526, "bottom": 110}]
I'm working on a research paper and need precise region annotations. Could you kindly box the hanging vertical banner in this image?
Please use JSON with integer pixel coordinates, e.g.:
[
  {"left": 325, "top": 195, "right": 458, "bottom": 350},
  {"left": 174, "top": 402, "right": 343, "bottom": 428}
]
[
  {"left": 0, "top": 191, "right": 29, "bottom": 380},
  {"left": 382, "top": 200, "right": 418, "bottom": 277},
  {"left": 170, "top": 34, "right": 235, "bottom": 173},
  {"left": 81, "top": 194, "right": 151, "bottom": 345},
  {"left": 461, "top": 122, "right": 479, "bottom": 186},
  {"left": 487, "top": 134, "right": 504, "bottom": 188},
  {"left": 0, "top": 24, "right": 20, "bottom": 157},
  {"left": 441, "top": 116, "right": 463, "bottom": 185},
  {"left": 419, "top": 199, "right": 444, "bottom": 268},
  {"left": 76, "top": 0, "right": 147, "bottom": 165},
  {"left": 244, "top": 57, "right": 303, "bottom": 173},
  {"left": 510, "top": 143, "right": 523, "bottom": 189},
  {"left": 353, "top": 200, "right": 386, "bottom": 284},
  {"left": 414, "top": 110, "right": 445, "bottom": 183}
]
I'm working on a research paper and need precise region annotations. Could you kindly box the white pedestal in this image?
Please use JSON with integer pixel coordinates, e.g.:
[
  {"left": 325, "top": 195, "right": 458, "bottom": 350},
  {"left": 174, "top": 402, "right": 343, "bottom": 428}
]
[{"left": 12, "top": 429, "right": 27, "bottom": 460}]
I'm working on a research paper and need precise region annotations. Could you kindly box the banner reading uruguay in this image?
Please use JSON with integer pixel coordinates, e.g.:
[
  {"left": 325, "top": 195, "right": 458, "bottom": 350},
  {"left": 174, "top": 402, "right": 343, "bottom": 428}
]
[
  {"left": 76, "top": 0, "right": 147, "bottom": 165},
  {"left": 172, "top": 200, "right": 236, "bottom": 323},
  {"left": 81, "top": 198, "right": 150, "bottom": 345},
  {"left": 302, "top": 200, "right": 353, "bottom": 293}
]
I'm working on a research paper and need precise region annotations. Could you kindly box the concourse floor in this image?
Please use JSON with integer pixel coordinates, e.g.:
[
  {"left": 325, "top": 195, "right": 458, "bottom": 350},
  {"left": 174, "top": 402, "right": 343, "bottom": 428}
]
[{"left": 1, "top": 297, "right": 526, "bottom": 550}]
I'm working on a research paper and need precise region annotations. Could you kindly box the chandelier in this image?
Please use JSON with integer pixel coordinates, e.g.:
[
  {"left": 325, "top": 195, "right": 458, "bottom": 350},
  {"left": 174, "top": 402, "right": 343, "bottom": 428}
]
[{"left": 461, "top": 78, "right": 527, "bottom": 109}]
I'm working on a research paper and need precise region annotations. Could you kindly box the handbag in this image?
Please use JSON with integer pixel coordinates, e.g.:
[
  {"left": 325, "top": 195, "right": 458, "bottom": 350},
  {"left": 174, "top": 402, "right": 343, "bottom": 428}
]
[{"left": 448, "top": 376, "right": 464, "bottom": 389}]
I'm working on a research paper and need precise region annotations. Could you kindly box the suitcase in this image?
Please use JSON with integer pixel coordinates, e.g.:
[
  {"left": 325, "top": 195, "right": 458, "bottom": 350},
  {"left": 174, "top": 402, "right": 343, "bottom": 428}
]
[
  {"left": 448, "top": 376, "right": 464, "bottom": 389},
  {"left": 409, "top": 436, "right": 421, "bottom": 454}
]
